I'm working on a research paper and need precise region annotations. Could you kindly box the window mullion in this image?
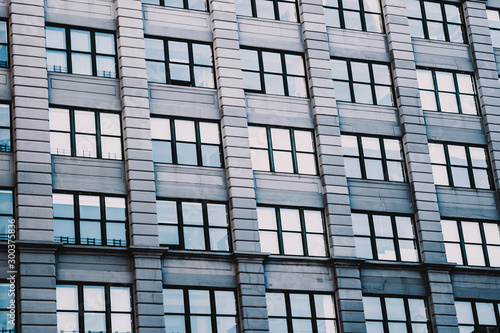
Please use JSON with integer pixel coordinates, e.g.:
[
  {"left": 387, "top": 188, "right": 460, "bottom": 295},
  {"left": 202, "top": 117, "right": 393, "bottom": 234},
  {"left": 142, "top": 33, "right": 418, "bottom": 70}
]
[
  {"left": 188, "top": 42, "right": 196, "bottom": 87},
  {"left": 357, "top": 136, "right": 367, "bottom": 179},
  {"left": 95, "top": 111, "right": 102, "bottom": 159},
  {"left": 338, "top": 0, "right": 346, "bottom": 29},
  {"left": 195, "top": 121, "right": 203, "bottom": 166},
  {"left": 281, "top": 53, "right": 290, "bottom": 96},
  {"left": 100, "top": 196, "right": 107, "bottom": 246},
  {"left": 164, "top": 40, "right": 171, "bottom": 84},
  {"left": 346, "top": 60, "right": 356, "bottom": 103},
  {"left": 284, "top": 293, "right": 294, "bottom": 333},
  {"left": 379, "top": 138, "right": 390, "bottom": 181},
  {"left": 177, "top": 201, "right": 185, "bottom": 249},
  {"left": 105, "top": 286, "right": 112, "bottom": 333},
  {"left": 69, "top": 109, "right": 77, "bottom": 157},
  {"left": 171, "top": 119, "right": 179, "bottom": 165},
  {"left": 457, "top": 220, "right": 468, "bottom": 266},
  {"left": 391, "top": 215, "right": 401, "bottom": 261},
  {"left": 90, "top": 30, "right": 97, "bottom": 76},
  {"left": 478, "top": 222, "right": 491, "bottom": 267},
  {"left": 290, "top": 130, "right": 299, "bottom": 174},
  {"left": 184, "top": 289, "right": 192, "bottom": 333},
  {"left": 367, "top": 64, "right": 377, "bottom": 105},
  {"left": 380, "top": 297, "right": 390, "bottom": 333},
  {"left": 258, "top": 51, "right": 266, "bottom": 93},
  {"left": 358, "top": 0, "right": 367, "bottom": 32},
  {"left": 299, "top": 209, "right": 308, "bottom": 256},
  {"left": 78, "top": 285, "right": 85, "bottom": 333},
  {"left": 440, "top": 3, "right": 450, "bottom": 42},
  {"left": 368, "top": 214, "right": 378, "bottom": 260},
  {"left": 309, "top": 293, "right": 319, "bottom": 333},
  {"left": 202, "top": 202, "right": 210, "bottom": 251},
  {"left": 464, "top": 146, "right": 476, "bottom": 189},
  {"left": 420, "top": 1, "right": 429, "bottom": 40},
  {"left": 273, "top": 0, "right": 280, "bottom": 21},
  {"left": 276, "top": 208, "right": 285, "bottom": 255},
  {"left": 266, "top": 127, "right": 275, "bottom": 172},
  {"left": 66, "top": 28, "right": 73, "bottom": 74},
  {"left": 442, "top": 144, "right": 454, "bottom": 187},
  {"left": 74, "top": 194, "right": 81, "bottom": 245}
]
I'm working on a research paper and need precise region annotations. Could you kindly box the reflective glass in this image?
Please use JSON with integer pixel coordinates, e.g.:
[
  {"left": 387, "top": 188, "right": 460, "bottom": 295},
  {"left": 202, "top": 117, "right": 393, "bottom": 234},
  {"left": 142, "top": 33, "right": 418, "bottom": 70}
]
[
  {"left": 165, "top": 315, "right": 186, "bottom": 333},
  {"left": 189, "top": 290, "right": 211, "bottom": 314},
  {"left": 199, "top": 122, "right": 219, "bottom": 144},
  {"left": 84, "top": 286, "right": 105, "bottom": 311},
  {"left": 353, "top": 83, "right": 373, "bottom": 104},
  {"left": 163, "top": 289, "right": 184, "bottom": 313},
  {"left": 373, "top": 215, "right": 392, "bottom": 237},
  {"left": 385, "top": 298, "right": 406, "bottom": 320},
  {"left": 267, "top": 293, "right": 287, "bottom": 316},
  {"left": 80, "top": 220, "right": 101, "bottom": 244},
  {"left": 105, "top": 197, "right": 126, "bottom": 221},
  {"left": 271, "top": 128, "right": 291, "bottom": 150},
  {"left": 147, "top": 62, "right": 167, "bottom": 83},
  {"left": 251, "top": 149, "right": 270, "bottom": 171},
  {"left": 352, "top": 213, "right": 370, "bottom": 235},
  {"left": 331, "top": 59, "right": 349, "bottom": 80},
  {"left": 176, "top": 142, "right": 197, "bottom": 165},
  {"left": 170, "top": 63, "right": 190, "bottom": 81},
  {"left": 365, "top": 159, "right": 384, "bottom": 180},
  {"left": 273, "top": 151, "right": 294, "bottom": 173},
  {"left": 49, "top": 108, "right": 70, "bottom": 131},
  {"left": 362, "top": 137, "right": 381, "bottom": 158},
  {"left": 363, "top": 297, "right": 382, "bottom": 320},
  {"left": 152, "top": 141, "right": 172, "bottom": 163},
  {"left": 484, "top": 223, "right": 500, "bottom": 245},
  {"left": 283, "top": 232, "right": 304, "bottom": 255},
  {"left": 95, "top": 32, "right": 115, "bottom": 55},
  {"left": 184, "top": 226, "right": 205, "bottom": 249},
  {"left": 465, "top": 244, "right": 485, "bottom": 266},
  {"left": 57, "top": 285, "right": 78, "bottom": 310},
  {"left": 376, "top": 238, "right": 396, "bottom": 260},
  {"left": 304, "top": 210, "right": 324, "bottom": 233},
  {"left": 193, "top": 44, "right": 212, "bottom": 66},
  {"left": 71, "top": 30, "right": 91, "bottom": 52},
  {"left": 351, "top": 62, "right": 370, "bottom": 83},
  {"left": 190, "top": 316, "right": 211, "bottom": 333},
  {"left": 290, "top": 294, "right": 311, "bottom": 317},
  {"left": 215, "top": 291, "right": 236, "bottom": 315},
  {"left": 110, "top": 287, "right": 131, "bottom": 312},
  {"left": 455, "top": 302, "right": 474, "bottom": 324},
  {"left": 263, "top": 52, "right": 283, "bottom": 73},
  {"left": 424, "top": 1, "right": 442, "bottom": 20},
  {"left": 257, "top": 207, "right": 277, "bottom": 230},
  {"left": 264, "top": 74, "right": 285, "bottom": 95},
  {"left": 344, "top": 11, "right": 362, "bottom": 30},
  {"left": 79, "top": 195, "right": 100, "bottom": 219},
  {"left": 280, "top": 209, "right": 301, "bottom": 231},
  {"left": 444, "top": 242, "right": 463, "bottom": 264},
  {"left": 209, "top": 228, "right": 229, "bottom": 251},
  {"left": 476, "top": 303, "right": 496, "bottom": 325},
  {"left": 285, "top": 54, "right": 305, "bottom": 76},
  {"left": 46, "top": 27, "right": 66, "bottom": 49},
  {"left": 260, "top": 230, "right": 280, "bottom": 253},
  {"left": 354, "top": 237, "right": 373, "bottom": 259},
  {"left": 53, "top": 193, "right": 74, "bottom": 218},
  {"left": 333, "top": 81, "right": 351, "bottom": 101},
  {"left": 72, "top": 53, "right": 92, "bottom": 75},
  {"left": 307, "top": 234, "right": 326, "bottom": 256}
]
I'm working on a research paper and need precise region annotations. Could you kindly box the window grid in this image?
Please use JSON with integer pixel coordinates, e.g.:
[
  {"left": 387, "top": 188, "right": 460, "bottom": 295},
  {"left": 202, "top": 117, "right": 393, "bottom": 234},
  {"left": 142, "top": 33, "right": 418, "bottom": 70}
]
[
  {"left": 0, "top": 21, "right": 8, "bottom": 68},
  {"left": 49, "top": 107, "right": 123, "bottom": 160},
  {"left": 441, "top": 219, "right": 500, "bottom": 267},
  {"left": 45, "top": 26, "right": 117, "bottom": 78},
  {"left": 330, "top": 59, "right": 394, "bottom": 106},
  {"left": 455, "top": 300, "right": 500, "bottom": 332},
  {"left": 323, "top": 0, "right": 384, "bottom": 33},
  {"left": 0, "top": 189, "right": 13, "bottom": 241},
  {"left": 341, "top": 134, "right": 406, "bottom": 182},
  {"left": 266, "top": 291, "right": 338, "bottom": 333},
  {"left": 0, "top": 283, "right": 15, "bottom": 332},
  {"left": 351, "top": 212, "right": 419, "bottom": 262},
  {"left": 0, "top": 104, "right": 10, "bottom": 152},
  {"left": 163, "top": 288, "right": 238, "bottom": 333},
  {"left": 363, "top": 296, "right": 430, "bottom": 333},
  {"left": 142, "top": 0, "right": 208, "bottom": 11},
  {"left": 257, "top": 206, "right": 328, "bottom": 257},
  {"left": 156, "top": 199, "right": 230, "bottom": 252},
  {"left": 416, "top": 69, "right": 478, "bottom": 114},
  {"left": 249, "top": 126, "right": 317, "bottom": 175},
  {"left": 235, "top": 0, "right": 298, "bottom": 22},
  {"left": 56, "top": 284, "right": 133, "bottom": 333},
  {"left": 429, "top": 142, "right": 492, "bottom": 189},
  {"left": 487, "top": 9, "right": 500, "bottom": 48},
  {"left": 241, "top": 48, "right": 308, "bottom": 97},
  {"left": 52, "top": 193, "right": 128, "bottom": 246}
]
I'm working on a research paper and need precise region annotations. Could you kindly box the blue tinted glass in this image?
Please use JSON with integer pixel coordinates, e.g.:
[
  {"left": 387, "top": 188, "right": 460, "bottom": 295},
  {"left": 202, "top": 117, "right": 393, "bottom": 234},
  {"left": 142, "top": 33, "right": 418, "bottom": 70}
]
[
  {"left": 0, "top": 104, "right": 9, "bottom": 127},
  {"left": 0, "top": 190, "right": 12, "bottom": 215},
  {"left": 0, "top": 284, "right": 9, "bottom": 308},
  {"left": 165, "top": 315, "right": 186, "bottom": 333},
  {"left": 0, "top": 216, "right": 12, "bottom": 238},
  {"left": 176, "top": 142, "right": 197, "bottom": 165},
  {"left": 157, "top": 201, "right": 177, "bottom": 224},
  {"left": 0, "top": 46, "right": 7, "bottom": 68},
  {"left": 0, "top": 128, "right": 9, "bottom": 152},
  {"left": 152, "top": 140, "right": 173, "bottom": 163},
  {"left": 201, "top": 145, "right": 221, "bottom": 167},
  {"left": 80, "top": 220, "right": 101, "bottom": 245},
  {"left": 106, "top": 222, "right": 126, "bottom": 246},
  {"left": 184, "top": 227, "right": 205, "bottom": 250},
  {"left": 54, "top": 219, "right": 75, "bottom": 243},
  {"left": 79, "top": 196, "right": 100, "bottom": 220},
  {"left": 0, "top": 310, "right": 14, "bottom": 330},
  {"left": 105, "top": 197, "right": 126, "bottom": 221},
  {"left": 159, "top": 224, "right": 179, "bottom": 245}
]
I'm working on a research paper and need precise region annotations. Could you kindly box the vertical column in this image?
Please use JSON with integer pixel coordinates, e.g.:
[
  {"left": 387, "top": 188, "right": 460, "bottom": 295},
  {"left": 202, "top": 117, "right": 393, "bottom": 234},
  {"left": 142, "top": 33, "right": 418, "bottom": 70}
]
[
  {"left": 209, "top": 1, "right": 269, "bottom": 332},
  {"left": 298, "top": 0, "right": 366, "bottom": 331},
  {"left": 114, "top": 1, "right": 165, "bottom": 331},
  {"left": 381, "top": 0, "right": 459, "bottom": 331}
]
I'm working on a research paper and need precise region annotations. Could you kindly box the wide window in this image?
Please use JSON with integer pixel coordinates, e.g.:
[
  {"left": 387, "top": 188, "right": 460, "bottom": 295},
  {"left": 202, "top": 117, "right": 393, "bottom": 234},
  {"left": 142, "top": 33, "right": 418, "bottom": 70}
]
[
  {"left": 49, "top": 107, "right": 122, "bottom": 160},
  {"left": 45, "top": 26, "right": 117, "bottom": 78},
  {"left": 145, "top": 38, "right": 215, "bottom": 88},
  {"left": 52, "top": 193, "right": 128, "bottom": 246},
  {"left": 416, "top": 69, "right": 477, "bottom": 114},
  {"left": 441, "top": 219, "right": 500, "bottom": 267},
  {"left": 0, "top": 104, "right": 10, "bottom": 152},
  {"left": 0, "top": 22, "right": 8, "bottom": 68},
  {"left": 240, "top": 49, "right": 307, "bottom": 97},
  {"left": 351, "top": 212, "right": 419, "bottom": 262},
  {"left": 0, "top": 283, "right": 14, "bottom": 332},
  {"left": 323, "top": 0, "right": 383, "bottom": 33},
  {"left": 150, "top": 118, "right": 222, "bottom": 167},
  {"left": 487, "top": 9, "right": 500, "bottom": 48},
  {"left": 330, "top": 59, "right": 393, "bottom": 106},
  {"left": 266, "top": 292, "right": 338, "bottom": 333},
  {"left": 156, "top": 199, "right": 230, "bottom": 251},
  {"left": 56, "top": 285, "right": 133, "bottom": 333},
  {"left": 406, "top": 0, "right": 464, "bottom": 43},
  {"left": 429, "top": 142, "right": 491, "bottom": 189},
  {"left": 0, "top": 189, "right": 13, "bottom": 241},
  {"left": 235, "top": 0, "right": 297, "bottom": 22},
  {"left": 455, "top": 300, "right": 500, "bottom": 332},
  {"left": 341, "top": 134, "right": 405, "bottom": 182},
  {"left": 163, "top": 288, "right": 238, "bottom": 333},
  {"left": 257, "top": 206, "right": 327, "bottom": 256},
  {"left": 142, "top": 0, "right": 207, "bottom": 11},
  {"left": 363, "top": 296, "right": 430, "bottom": 333}
]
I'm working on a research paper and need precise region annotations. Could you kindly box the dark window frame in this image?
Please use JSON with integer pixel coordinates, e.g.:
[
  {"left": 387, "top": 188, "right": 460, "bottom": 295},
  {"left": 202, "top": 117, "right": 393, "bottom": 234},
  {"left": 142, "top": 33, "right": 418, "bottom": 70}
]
[
  {"left": 0, "top": 188, "right": 13, "bottom": 241},
  {"left": 141, "top": 0, "right": 208, "bottom": 11},
  {"left": 323, "top": 0, "right": 384, "bottom": 33},
  {"left": 455, "top": 299, "right": 500, "bottom": 332},
  {"left": 236, "top": 0, "right": 299, "bottom": 22},
  {"left": 0, "top": 103, "right": 11, "bottom": 153},
  {"left": 45, "top": 24, "right": 118, "bottom": 78}
]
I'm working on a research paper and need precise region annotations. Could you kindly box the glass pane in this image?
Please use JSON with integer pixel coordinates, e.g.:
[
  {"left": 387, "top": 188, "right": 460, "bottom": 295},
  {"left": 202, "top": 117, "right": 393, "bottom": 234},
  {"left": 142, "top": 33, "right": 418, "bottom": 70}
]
[
  {"left": 465, "top": 244, "right": 485, "bottom": 266},
  {"left": 375, "top": 85, "right": 393, "bottom": 106},
  {"left": 373, "top": 215, "right": 392, "bottom": 237},
  {"left": 416, "top": 70, "right": 434, "bottom": 90},
  {"left": 201, "top": 145, "right": 220, "bottom": 167},
  {"left": 57, "top": 285, "right": 78, "bottom": 310},
  {"left": 257, "top": 207, "right": 277, "bottom": 230},
  {"left": 451, "top": 166, "right": 470, "bottom": 187},
  {"left": 96, "top": 55, "right": 116, "bottom": 77},
  {"left": 363, "top": 297, "right": 382, "bottom": 320},
  {"left": 386, "top": 298, "right": 406, "bottom": 320},
  {"left": 399, "top": 239, "right": 418, "bottom": 261},
  {"left": 176, "top": 142, "right": 197, "bottom": 165},
  {"left": 428, "top": 143, "right": 446, "bottom": 164},
  {"left": 283, "top": 232, "right": 304, "bottom": 255},
  {"left": 366, "top": 322, "right": 385, "bottom": 333},
  {"left": 235, "top": 0, "right": 253, "bottom": 16},
  {"left": 165, "top": 315, "right": 186, "bottom": 333},
  {"left": 46, "top": 26, "right": 66, "bottom": 49},
  {"left": 53, "top": 193, "right": 74, "bottom": 218},
  {"left": 174, "top": 120, "right": 196, "bottom": 142},
  {"left": 273, "top": 151, "right": 294, "bottom": 173},
  {"left": 330, "top": 59, "right": 349, "bottom": 80},
  {"left": 80, "top": 220, "right": 101, "bottom": 245},
  {"left": 199, "top": 122, "right": 219, "bottom": 144},
  {"left": 193, "top": 44, "right": 212, "bottom": 66},
  {"left": 438, "top": 92, "right": 459, "bottom": 112},
  {"left": 75, "top": 110, "right": 96, "bottom": 134},
  {"left": 362, "top": 137, "right": 381, "bottom": 158},
  {"left": 285, "top": 54, "right": 305, "bottom": 76},
  {"left": 444, "top": 242, "right": 463, "bottom": 264},
  {"left": 488, "top": 246, "right": 500, "bottom": 266},
  {"left": 47, "top": 50, "right": 68, "bottom": 73},
  {"left": 159, "top": 224, "right": 179, "bottom": 245},
  {"left": 170, "top": 63, "right": 190, "bottom": 82},
  {"left": 445, "top": 4, "right": 461, "bottom": 23},
  {"left": 145, "top": 38, "right": 165, "bottom": 60},
  {"left": 287, "top": 76, "right": 307, "bottom": 97},
  {"left": 215, "top": 291, "right": 236, "bottom": 315},
  {"left": 50, "top": 132, "right": 71, "bottom": 156},
  {"left": 343, "top": 11, "right": 362, "bottom": 30},
  {"left": 456, "top": 74, "right": 474, "bottom": 94},
  {"left": 79, "top": 195, "right": 100, "bottom": 219},
  {"left": 424, "top": 1, "right": 442, "bottom": 20},
  {"left": 256, "top": 0, "right": 275, "bottom": 19},
  {"left": 314, "top": 295, "right": 335, "bottom": 318},
  {"left": 304, "top": 210, "right": 324, "bottom": 233},
  {"left": 469, "top": 147, "right": 487, "bottom": 167},
  {"left": 436, "top": 72, "right": 456, "bottom": 92},
  {"left": 184, "top": 226, "right": 205, "bottom": 250},
  {"left": 57, "top": 312, "right": 78, "bottom": 333},
  {"left": 365, "top": 159, "right": 384, "bottom": 180},
  {"left": 432, "top": 164, "right": 449, "bottom": 185},
  {"left": 271, "top": 128, "right": 291, "bottom": 150},
  {"left": 265, "top": 73, "right": 285, "bottom": 95},
  {"left": 84, "top": 286, "right": 105, "bottom": 311},
  {"left": 72, "top": 53, "right": 92, "bottom": 75},
  {"left": 151, "top": 118, "right": 171, "bottom": 140},
  {"left": 111, "top": 313, "right": 132, "bottom": 333},
  {"left": 188, "top": 0, "right": 206, "bottom": 9},
  {"left": 354, "top": 237, "right": 373, "bottom": 259},
  {"left": 455, "top": 301, "right": 474, "bottom": 324},
  {"left": 243, "top": 71, "right": 262, "bottom": 90},
  {"left": 292, "top": 319, "right": 313, "bottom": 333},
  {"left": 76, "top": 134, "right": 97, "bottom": 157},
  {"left": 241, "top": 49, "right": 260, "bottom": 71},
  {"left": 251, "top": 149, "right": 270, "bottom": 171},
  {"left": 476, "top": 303, "right": 496, "bottom": 325},
  {"left": 168, "top": 41, "right": 189, "bottom": 63},
  {"left": 280, "top": 209, "right": 301, "bottom": 231},
  {"left": 474, "top": 168, "right": 491, "bottom": 189},
  {"left": 307, "top": 234, "right": 326, "bottom": 256},
  {"left": 101, "top": 136, "right": 122, "bottom": 160},
  {"left": 441, "top": 220, "right": 459, "bottom": 241},
  {"left": 420, "top": 90, "right": 438, "bottom": 111},
  {"left": 194, "top": 66, "right": 214, "bottom": 88},
  {"left": 462, "top": 221, "right": 481, "bottom": 243},
  {"left": 147, "top": 61, "right": 166, "bottom": 83},
  {"left": 100, "top": 113, "right": 121, "bottom": 136},
  {"left": 351, "top": 62, "right": 370, "bottom": 83},
  {"left": 406, "top": 0, "right": 422, "bottom": 18},
  {"left": 189, "top": 290, "right": 211, "bottom": 314},
  {"left": 353, "top": 83, "right": 373, "bottom": 104},
  {"left": 105, "top": 197, "right": 126, "bottom": 221},
  {"left": 269, "top": 318, "right": 288, "bottom": 333},
  {"left": 152, "top": 140, "right": 173, "bottom": 163},
  {"left": 206, "top": 204, "right": 227, "bottom": 227},
  {"left": 290, "top": 294, "right": 311, "bottom": 317},
  {"left": 181, "top": 202, "right": 203, "bottom": 225},
  {"left": 333, "top": 80, "right": 351, "bottom": 101},
  {"left": 352, "top": 213, "right": 370, "bottom": 235},
  {"left": 344, "top": 157, "right": 362, "bottom": 178},
  {"left": 387, "top": 161, "right": 404, "bottom": 182},
  {"left": 376, "top": 238, "right": 396, "bottom": 260},
  {"left": 191, "top": 316, "right": 212, "bottom": 333},
  {"left": 341, "top": 135, "right": 359, "bottom": 156},
  {"left": 294, "top": 131, "right": 314, "bottom": 152},
  {"left": 263, "top": 52, "right": 283, "bottom": 73},
  {"left": 110, "top": 287, "right": 131, "bottom": 312},
  {"left": 366, "top": 13, "right": 383, "bottom": 33},
  {"left": 95, "top": 32, "right": 115, "bottom": 54},
  {"left": 448, "top": 24, "right": 464, "bottom": 43},
  {"left": 54, "top": 219, "right": 75, "bottom": 243},
  {"left": 279, "top": 2, "right": 297, "bottom": 21},
  {"left": 395, "top": 216, "right": 414, "bottom": 238},
  {"left": 408, "top": 298, "right": 427, "bottom": 321},
  {"left": 409, "top": 19, "right": 425, "bottom": 38},
  {"left": 163, "top": 289, "right": 184, "bottom": 313},
  {"left": 49, "top": 108, "right": 70, "bottom": 131},
  {"left": 106, "top": 222, "right": 126, "bottom": 245},
  {"left": 267, "top": 293, "right": 287, "bottom": 316},
  {"left": 209, "top": 228, "right": 229, "bottom": 251},
  {"left": 484, "top": 223, "right": 500, "bottom": 245},
  {"left": 389, "top": 322, "right": 408, "bottom": 333}
]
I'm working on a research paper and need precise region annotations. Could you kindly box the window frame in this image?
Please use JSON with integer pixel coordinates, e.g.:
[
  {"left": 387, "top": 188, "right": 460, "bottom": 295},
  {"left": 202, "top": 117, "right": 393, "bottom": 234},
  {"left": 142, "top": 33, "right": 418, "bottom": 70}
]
[
  {"left": 0, "top": 188, "right": 13, "bottom": 241},
  {"left": 45, "top": 24, "right": 118, "bottom": 78},
  {"left": 323, "top": 0, "right": 384, "bottom": 33},
  {"left": 0, "top": 21, "right": 8, "bottom": 69},
  {"left": 52, "top": 192, "right": 129, "bottom": 247},
  {"left": 235, "top": 0, "right": 299, "bottom": 22},
  {"left": 0, "top": 103, "right": 11, "bottom": 153},
  {"left": 487, "top": 8, "right": 500, "bottom": 48},
  {"left": 455, "top": 299, "right": 500, "bottom": 332},
  {"left": 142, "top": 0, "right": 208, "bottom": 11}
]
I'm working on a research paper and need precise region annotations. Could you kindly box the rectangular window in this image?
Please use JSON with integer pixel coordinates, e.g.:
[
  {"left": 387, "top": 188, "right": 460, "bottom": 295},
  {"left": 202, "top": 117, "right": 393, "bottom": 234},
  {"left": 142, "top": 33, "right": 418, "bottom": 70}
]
[
  {"left": 45, "top": 26, "right": 117, "bottom": 78},
  {"left": 0, "top": 104, "right": 11, "bottom": 152},
  {"left": 416, "top": 69, "right": 477, "bottom": 114},
  {"left": 52, "top": 193, "right": 128, "bottom": 246},
  {"left": 455, "top": 300, "right": 500, "bottom": 332},
  {"left": 142, "top": 0, "right": 207, "bottom": 11},
  {"left": 363, "top": 296, "right": 430, "bottom": 332},
  {"left": 341, "top": 134, "right": 405, "bottom": 182},
  {"left": 429, "top": 142, "right": 491, "bottom": 189},
  {"left": 351, "top": 212, "right": 419, "bottom": 262},
  {"left": 235, "top": 0, "right": 297, "bottom": 22},
  {"left": 56, "top": 285, "right": 133, "bottom": 333},
  {"left": 257, "top": 206, "right": 327, "bottom": 256},
  {"left": 487, "top": 9, "right": 500, "bottom": 48},
  {"left": 0, "top": 189, "right": 13, "bottom": 241},
  {"left": 0, "top": 22, "right": 8, "bottom": 68},
  {"left": 323, "top": 0, "right": 383, "bottom": 33},
  {"left": 249, "top": 126, "right": 317, "bottom": 174},
  {"left": 150, "top": 118, "right": 222, "bottom": 167},
  {"left": 330, "top": 59, "right": 394, "bottom": 106},
  {"left": 156, "top": 199, "right": 230, "bottom": 251},
  {"left": 0, "top": 283, "right": 15, "bottom": 332},
  {"left": 163, "top": 288, "right": 238, "bottom": 333},
  {"left": 441, "top": 219, "right": 500, "bottom": 267},
  {"left": 49, "top": 107, "right": 122, "bottom": 160},
  {"left": 240, "top": 49, "right": 307, "bottom": 97},
  {"left": 145, "top": 38, "right": 215, "bottom": 88},
  {"left": 406, "top": 0, "right": 464, "bottom": 43},
  {"left": 266, "top": 292, "right": 338, "bottom": 333}
]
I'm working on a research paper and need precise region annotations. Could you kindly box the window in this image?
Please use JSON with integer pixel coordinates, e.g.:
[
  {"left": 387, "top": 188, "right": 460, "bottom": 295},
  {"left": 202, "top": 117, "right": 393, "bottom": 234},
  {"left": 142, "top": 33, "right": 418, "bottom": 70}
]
[
  {"left": 351, "top": 212, "right": 419, "bottom": 262},
  {"left": 0, "top": 22, "right": 8, "bottom": 68},
  {"left": 249, "top": 126, "right": 317, "bottom": 174},
  {"left": 240, "top": 49, "right": 307, "bottom": 97},
  {"left": 235, "top": 0, "right": 297, "bottom": 22},
  {"left": 416, "top": 69, "right": 477, "bottom": 114},
  {"left": 150, "top": 118, "right": 222, "bottom": 167},
  {"left": 429, "top": 143, "right": 491, "bottom": 189},
  {"left": 156, "top": 199, "right": 230, "bottom": 251},
  {"left": 52, "top": 193, "right": 128, "bottom": 246},
  {"left": 455, "top": 300, "right": 500, "bottom": 332},
  {"left": 257, "top": 206, "right": 327, "bottom": 256},
  {"left": 45, "top": 26, "right": 117, "bottom": 78},
  {"left": 487, "top": 9, "right": 500, "bottom": 48},
  {"left": 0, "top": 104, "right": 10, "bottom": 152},
  {"left": 363, "top": 296, "right": 430, "bottom": 333},
  {"left": 323, "top": 0, "right": 383, "bottom": 33},
  {"left": 56, "top": 285, "right": 133, "bottom": 333},
  {"left": 145, "top": 38, "right": 214, "bottom": 88},
  {"left": 163, "top": 288, "right": 237, "bottom": 333},
  {"left": 341, "top": 134, "right": 405, "bottom": 182},
  {"left": 0, "top": 190, "right": 13, "bottom": 241},
  {"left": 0, "top": 283, "right": 14, "bottom": 333},
  {"left": 330, "top": 59, "right": 393, "bottom": 106},
  {"left": 266, "top": 292, "right": 338, "bottom": 333},
  {"left": 441, "top": 219, "right": 500, "bottom": 267},
  {"left": 406, "top": 0, "right": 464, "bottom": 43},
  {"left": 49, "top": 107, "right": 122, "bottom": 160},
  {"left": 142, "top": 0, "right": 207, "bottom": 11}
]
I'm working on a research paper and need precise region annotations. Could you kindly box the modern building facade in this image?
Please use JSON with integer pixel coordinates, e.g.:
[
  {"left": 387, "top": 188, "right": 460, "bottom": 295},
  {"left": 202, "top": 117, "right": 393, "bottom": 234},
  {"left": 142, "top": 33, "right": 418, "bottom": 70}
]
[{"left": 0, "top": 0, "right": 499, "bottom": 331}]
